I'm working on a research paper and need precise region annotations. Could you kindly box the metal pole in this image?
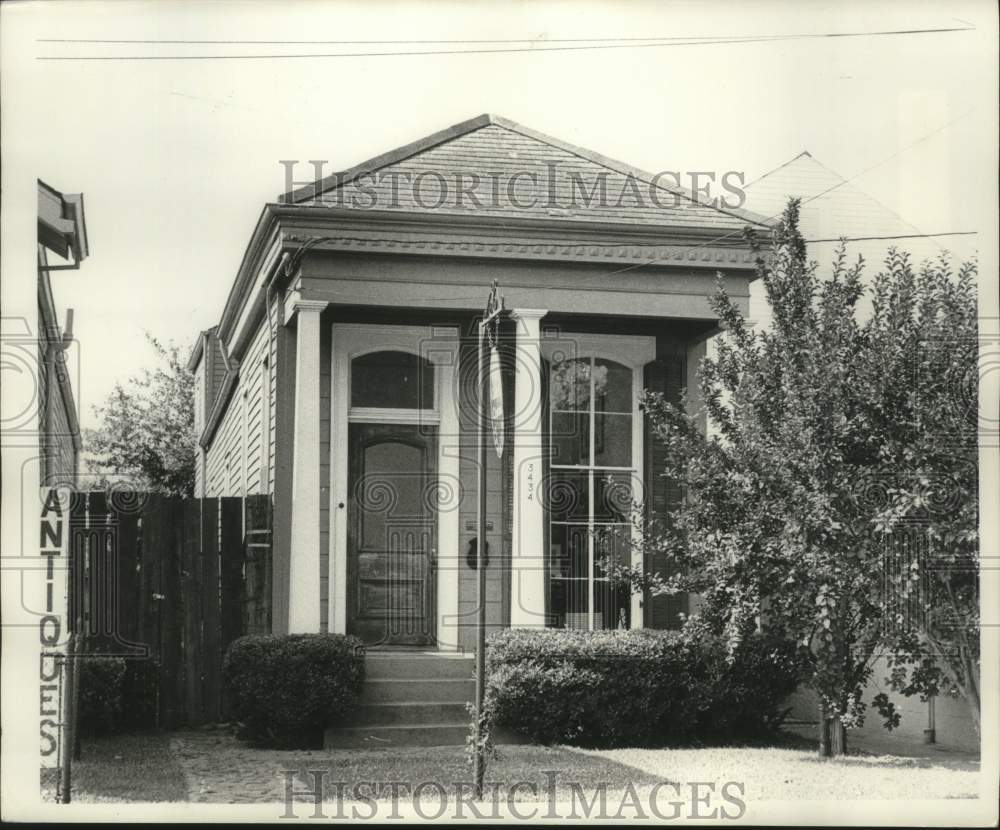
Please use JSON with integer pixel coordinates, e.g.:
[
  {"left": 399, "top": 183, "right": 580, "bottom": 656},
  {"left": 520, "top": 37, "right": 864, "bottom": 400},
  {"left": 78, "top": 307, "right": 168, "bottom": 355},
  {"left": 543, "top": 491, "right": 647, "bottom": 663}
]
[
  {"left": 924, "top": 694, "right": 937, "bottom": 744},
  {"left": 59, "top": 633, "right": 76, "bottom": 803},
  {"left": 473, "top": 318, "right": 488, "bottom": 800}
]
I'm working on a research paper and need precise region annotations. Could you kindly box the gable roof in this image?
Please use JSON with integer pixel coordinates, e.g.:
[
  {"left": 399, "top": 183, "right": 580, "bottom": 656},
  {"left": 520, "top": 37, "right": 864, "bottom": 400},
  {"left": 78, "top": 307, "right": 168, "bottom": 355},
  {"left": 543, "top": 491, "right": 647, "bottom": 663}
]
[
  {"left": 744, "top": 151, "right": 943, "bottom": 264},
  {"left": 280, "top": 113, "right": 769, "bottom": 232}
]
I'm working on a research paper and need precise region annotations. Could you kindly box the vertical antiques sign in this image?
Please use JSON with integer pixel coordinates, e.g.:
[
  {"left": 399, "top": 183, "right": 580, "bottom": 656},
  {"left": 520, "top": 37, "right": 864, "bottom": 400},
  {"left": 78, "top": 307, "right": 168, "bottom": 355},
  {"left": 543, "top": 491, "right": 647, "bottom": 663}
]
[{"left": 38, "top": 487, "right": 71, "bottom": 778}]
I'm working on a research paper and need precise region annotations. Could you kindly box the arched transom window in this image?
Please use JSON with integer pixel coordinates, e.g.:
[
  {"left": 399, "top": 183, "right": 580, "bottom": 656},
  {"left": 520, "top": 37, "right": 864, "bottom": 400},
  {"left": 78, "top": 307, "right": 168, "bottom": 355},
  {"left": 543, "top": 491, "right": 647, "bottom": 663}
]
[{"left": 350, "top": 350, "right": 435, "bottom": 415}]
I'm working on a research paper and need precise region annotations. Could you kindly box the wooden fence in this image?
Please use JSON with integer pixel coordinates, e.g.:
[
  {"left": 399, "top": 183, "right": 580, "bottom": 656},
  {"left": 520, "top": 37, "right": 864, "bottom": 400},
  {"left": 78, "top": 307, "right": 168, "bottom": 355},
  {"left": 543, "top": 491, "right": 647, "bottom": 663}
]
[{"left": 70, "top": 492, "right": 272, "bottom": 728}]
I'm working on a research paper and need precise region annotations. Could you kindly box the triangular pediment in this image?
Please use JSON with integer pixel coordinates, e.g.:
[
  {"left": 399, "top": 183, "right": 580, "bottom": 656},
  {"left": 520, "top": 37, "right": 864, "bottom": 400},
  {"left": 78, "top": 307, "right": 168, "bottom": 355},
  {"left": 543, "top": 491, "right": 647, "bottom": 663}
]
[{"left": 281, "top": 114, "right": 767, "bottom": 232}]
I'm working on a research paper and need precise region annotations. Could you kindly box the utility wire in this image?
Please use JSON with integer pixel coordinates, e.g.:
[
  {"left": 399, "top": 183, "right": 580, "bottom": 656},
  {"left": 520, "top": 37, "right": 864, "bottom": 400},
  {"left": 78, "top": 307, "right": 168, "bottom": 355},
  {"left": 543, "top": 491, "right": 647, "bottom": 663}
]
[
  {"left": 36, "top": 26, "right": 973, "bottom": 60},
  {"left": 31, "top": 34, "right": 860, "bottom": 45}
]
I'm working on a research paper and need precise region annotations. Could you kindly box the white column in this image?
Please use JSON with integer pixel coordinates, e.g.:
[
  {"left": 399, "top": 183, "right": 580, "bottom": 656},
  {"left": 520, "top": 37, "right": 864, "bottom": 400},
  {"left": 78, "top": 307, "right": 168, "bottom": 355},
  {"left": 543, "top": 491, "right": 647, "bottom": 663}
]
[
  {"left": 509, "top": 308, "right": 548, "bottom": 627},
  {"left": 287, "top": 299, "right": 326, "bottom": 633},
  {"left": 435, "top": 338, "right": 461, "bottom": 650}
]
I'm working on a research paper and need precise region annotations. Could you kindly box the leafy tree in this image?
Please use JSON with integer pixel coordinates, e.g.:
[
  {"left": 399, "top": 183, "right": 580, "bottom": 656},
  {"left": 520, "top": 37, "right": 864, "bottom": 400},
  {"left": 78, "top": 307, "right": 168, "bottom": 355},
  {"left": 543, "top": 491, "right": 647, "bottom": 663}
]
[
  {"left": 865, "top": 247, "right": 980, "bottom": 735},
  {"left": 620, "top": 200, "right": 978, "bottom": 756},
  {"left": 85, "top": 334, "right": 195, "bottom": 496}
]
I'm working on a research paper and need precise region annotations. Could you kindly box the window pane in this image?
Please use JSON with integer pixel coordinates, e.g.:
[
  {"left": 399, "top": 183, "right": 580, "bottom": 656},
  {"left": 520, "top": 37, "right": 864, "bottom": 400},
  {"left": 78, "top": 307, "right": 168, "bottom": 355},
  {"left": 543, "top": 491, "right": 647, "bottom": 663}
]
[
  {"left": 550, "top": 524, "right": 590, "bottom": 580},
  {"left": 593, "top": 359, "right": 632, "bottom": 413},
  {"left": 594, "top": 413, "right": 632, "bottom": 467},
  {"left": 594, "top": 580, "right": 631, "bottom": 630},
  {"left": 358, "top": 441, "right": 424, "bottom": 549},
  {"left": 551, "top": 411, "right": 589, "bottom": 466},
  {"left": 593, "top": 524, "right": 631, "bottom": 575},
  {"left": 351, "top": 351, "right": 434, "bottom": 409},
  {"left": 545, "top": 470, "right": 588, "bottom": 522},
  {"left": 549, "top": 578, "right": 590, "bottom": 630},
  {"left": 594, "top": 474, "right": 635, "bottom": 522},
  {"left": 549, "top": 358, "right": 590, "bottom": 412}
]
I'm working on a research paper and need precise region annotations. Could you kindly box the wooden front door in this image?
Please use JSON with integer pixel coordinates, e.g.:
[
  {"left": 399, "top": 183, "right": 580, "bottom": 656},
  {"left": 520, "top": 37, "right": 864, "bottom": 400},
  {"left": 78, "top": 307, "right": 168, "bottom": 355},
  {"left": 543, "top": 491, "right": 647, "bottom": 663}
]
[{"left": 347, "top": 423, "right": 438, "bottom": 646}]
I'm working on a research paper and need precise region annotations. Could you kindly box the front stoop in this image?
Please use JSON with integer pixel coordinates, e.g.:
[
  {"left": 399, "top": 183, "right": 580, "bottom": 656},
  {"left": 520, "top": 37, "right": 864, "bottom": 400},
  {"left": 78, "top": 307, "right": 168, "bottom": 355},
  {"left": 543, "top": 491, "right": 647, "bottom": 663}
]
[{"left": 323, "top": 652, "right": 527, "bottom": 749}]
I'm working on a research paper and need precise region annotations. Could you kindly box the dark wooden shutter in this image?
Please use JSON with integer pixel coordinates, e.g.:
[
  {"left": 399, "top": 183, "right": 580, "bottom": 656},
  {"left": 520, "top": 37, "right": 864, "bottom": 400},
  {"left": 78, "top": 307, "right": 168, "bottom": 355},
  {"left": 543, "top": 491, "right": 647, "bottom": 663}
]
[{"left": 642, "top": 356, "right": 687, "bottom": 630}]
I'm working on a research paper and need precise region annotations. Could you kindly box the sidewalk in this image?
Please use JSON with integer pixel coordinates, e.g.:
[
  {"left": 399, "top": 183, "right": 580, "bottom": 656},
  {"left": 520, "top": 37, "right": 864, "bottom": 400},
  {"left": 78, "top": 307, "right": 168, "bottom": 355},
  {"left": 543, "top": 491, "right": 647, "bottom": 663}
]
[{"left": 782, "top": 723, "right": 979, "bottom": 767}]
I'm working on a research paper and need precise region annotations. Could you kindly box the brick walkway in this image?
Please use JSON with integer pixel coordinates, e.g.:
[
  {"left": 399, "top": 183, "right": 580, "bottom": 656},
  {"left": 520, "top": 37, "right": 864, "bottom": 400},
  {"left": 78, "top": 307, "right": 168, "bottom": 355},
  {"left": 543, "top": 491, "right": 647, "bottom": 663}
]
[{"left": 169, "top": 728, "right": 293, "bottom": 803}]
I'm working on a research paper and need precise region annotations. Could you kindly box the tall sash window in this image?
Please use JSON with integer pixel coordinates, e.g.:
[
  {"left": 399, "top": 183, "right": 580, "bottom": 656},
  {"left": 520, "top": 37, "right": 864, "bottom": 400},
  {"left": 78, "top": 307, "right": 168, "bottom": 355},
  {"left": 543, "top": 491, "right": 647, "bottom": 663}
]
[{"left": 547, "top": 354, "right": 636, "bottom": 630}]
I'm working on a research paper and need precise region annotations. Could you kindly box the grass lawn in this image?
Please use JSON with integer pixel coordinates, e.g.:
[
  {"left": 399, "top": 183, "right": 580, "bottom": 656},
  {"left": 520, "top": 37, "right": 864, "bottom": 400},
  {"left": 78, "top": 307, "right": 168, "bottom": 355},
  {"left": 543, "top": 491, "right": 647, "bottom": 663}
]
[
  {"left": 51, "top": 727, "right": 981, "bottom": 805},
  {"left": 41, "top": 733, "right": 188, "bottom": 803},
  {"left": 579, "top": 742, "right": 980, "bottom": 801}
]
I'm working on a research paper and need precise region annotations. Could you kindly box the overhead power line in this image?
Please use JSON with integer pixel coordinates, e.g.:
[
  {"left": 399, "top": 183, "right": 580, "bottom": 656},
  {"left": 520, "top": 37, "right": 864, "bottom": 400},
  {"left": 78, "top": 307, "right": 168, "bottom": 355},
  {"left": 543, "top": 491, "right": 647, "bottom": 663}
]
[{"left": 36, "top": 25, "right": 973, "bottom": 60}]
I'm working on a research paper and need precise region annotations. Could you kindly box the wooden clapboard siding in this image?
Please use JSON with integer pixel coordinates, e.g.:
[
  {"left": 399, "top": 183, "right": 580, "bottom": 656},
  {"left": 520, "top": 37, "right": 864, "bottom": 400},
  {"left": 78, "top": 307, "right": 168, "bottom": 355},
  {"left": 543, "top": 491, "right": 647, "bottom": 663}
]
[
  {"left": 203, "top": 312, "right": 276, "bottom": 499},
  {"left": 193, "top": 362, "right": 205, "bottom": 496},
  {"left": 37, "top": 268, "right": 81, "bottom": 485}
]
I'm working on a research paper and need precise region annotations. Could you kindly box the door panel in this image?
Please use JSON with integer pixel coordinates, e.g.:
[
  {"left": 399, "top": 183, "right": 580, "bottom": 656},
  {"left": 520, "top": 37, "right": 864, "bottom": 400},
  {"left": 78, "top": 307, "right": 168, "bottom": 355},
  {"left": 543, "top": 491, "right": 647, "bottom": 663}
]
[{"left": 347, "top": 423, "right": 437, "bottom": 646}]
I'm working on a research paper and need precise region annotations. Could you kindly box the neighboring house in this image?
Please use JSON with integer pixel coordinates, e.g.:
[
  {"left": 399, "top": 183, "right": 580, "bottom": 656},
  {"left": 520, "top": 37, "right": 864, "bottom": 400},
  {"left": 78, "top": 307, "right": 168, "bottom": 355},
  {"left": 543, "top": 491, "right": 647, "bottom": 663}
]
[
  {"left": 37, "top": 180, "right": 87, "bottom": 486},
  {"left": 190, "top": 113, "right": 769, "bottom": 651},
  {"left": 743, "top": 151, "right": 946, "bottom": 327}
]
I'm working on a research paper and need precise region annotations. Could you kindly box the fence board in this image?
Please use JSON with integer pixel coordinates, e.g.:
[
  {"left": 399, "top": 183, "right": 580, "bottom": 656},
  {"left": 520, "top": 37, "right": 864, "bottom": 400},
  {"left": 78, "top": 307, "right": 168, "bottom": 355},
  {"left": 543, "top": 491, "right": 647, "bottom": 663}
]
[
  {"left": 68, "top": 493, "right": 87, "bottom": 638},
  {"left": 201, "top": 499, "right": 222, "bottom": 723},
  {"left": 114, "top": 508, "right": 141, "bottom": 653},
  {"left": 244, "top": 495, "right": 273, "bottom": 635},
  {"left": 67, "top": 492, "right": 273, "bottom": 729},
  {"left": 219, "top": 498, "right": 244, "bottom": 654},
  {"left": 182, "top": 502, "right": 203, "bottom": 724},
  {"left": 159, "top": 498, "right": 185, "bottom": 729},
  {"left": 219, "top": 498, "right": 244, "bottom": 721},
  {"left": 136, "top": 494, "right": 159, "bottom": 725}
]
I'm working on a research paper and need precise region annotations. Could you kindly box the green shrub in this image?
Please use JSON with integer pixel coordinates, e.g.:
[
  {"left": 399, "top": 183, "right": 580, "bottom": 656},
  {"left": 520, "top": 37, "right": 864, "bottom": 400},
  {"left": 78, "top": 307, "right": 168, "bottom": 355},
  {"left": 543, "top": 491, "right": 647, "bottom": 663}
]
[
  {"left": 223, "top": 634, "right": 364, "bottom": 748},
  {"left": 484, "top": 628, "right": 803, "bottom": 747},
  {"left": 696, "top": 633, "right": 804, "bottom": 739},
  {"left": 77, "top": 656, "right": 127, "bottom": 736},
  {"left": 118, "top": 659, "right": 158, "bottom": 731}
]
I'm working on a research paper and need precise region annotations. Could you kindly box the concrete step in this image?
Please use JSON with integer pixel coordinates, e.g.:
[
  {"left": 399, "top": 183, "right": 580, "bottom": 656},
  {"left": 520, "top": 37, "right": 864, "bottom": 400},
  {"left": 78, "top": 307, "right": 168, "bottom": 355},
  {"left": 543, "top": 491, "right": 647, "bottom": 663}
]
[
  {"left": 361, "top": 678, "right": 474, "bottom": 704},
  {"left": 324, "top": 723, "right": 470, "bottom": 749},
  {"left": 365, "top": 654, "right": 474, "bottom": 680},
  {"left": 355, "top": 701, "right": 469, "bottom": 726},
  {"left": 323, "top": 722, "right": 530, "bottom": 749}
]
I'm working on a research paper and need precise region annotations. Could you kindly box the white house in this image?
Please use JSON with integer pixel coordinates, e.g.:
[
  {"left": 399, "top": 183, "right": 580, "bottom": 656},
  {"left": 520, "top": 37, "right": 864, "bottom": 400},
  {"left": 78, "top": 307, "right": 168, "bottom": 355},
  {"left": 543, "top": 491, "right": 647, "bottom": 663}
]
[{"left": 189, "top": 113, "right": 768, "bottom": 652}]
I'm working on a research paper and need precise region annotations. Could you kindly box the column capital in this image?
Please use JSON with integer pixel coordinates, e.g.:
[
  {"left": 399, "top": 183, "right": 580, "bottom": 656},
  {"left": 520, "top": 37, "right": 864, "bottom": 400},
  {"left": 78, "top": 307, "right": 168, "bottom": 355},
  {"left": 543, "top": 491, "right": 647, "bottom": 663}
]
[
  {"left": 284, "top": 294, "right": 327, "bottom": 324},
  {"left": 509, "top": 307, "right": 548, "bottom": 322}
]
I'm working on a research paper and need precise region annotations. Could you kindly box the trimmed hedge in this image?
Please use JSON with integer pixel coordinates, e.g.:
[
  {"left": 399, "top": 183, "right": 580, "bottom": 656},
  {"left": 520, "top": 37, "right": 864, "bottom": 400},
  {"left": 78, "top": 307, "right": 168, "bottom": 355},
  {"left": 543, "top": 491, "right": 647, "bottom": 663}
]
[
  {"left": 484, "top": 628, "right": 803, "bottom": 747},
  {"left": 77, "top": 656, "right": 127, "bottom": 737},
  {"left": 223, "top": 633, "right": 364, "bottom": 748},
  {"left": 76, "top": 657, "right": 159, "bottom": 735}
]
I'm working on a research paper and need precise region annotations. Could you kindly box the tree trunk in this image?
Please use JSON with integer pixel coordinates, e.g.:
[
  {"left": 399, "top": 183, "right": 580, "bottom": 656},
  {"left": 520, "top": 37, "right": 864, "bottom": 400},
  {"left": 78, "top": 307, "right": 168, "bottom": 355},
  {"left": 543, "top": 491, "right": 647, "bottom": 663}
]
[
  {"left": 830, "top": 718, "right": 847, "bottom": 755},
  {"left": 818, "top": 703, "right": 831, "bottom": 757},
  {"left": 818, "top": 703, "right": 848, "bottom": 757},
  {"left": 961, "top": 650, "right": 981, "bottom": 737}
]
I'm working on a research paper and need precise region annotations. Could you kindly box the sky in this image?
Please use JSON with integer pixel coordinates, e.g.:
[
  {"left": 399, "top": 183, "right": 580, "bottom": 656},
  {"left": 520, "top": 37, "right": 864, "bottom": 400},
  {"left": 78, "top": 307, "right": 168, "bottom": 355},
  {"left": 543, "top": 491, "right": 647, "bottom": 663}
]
[{"left": 2, "top": 0, "right": 997, "bottom": 433}]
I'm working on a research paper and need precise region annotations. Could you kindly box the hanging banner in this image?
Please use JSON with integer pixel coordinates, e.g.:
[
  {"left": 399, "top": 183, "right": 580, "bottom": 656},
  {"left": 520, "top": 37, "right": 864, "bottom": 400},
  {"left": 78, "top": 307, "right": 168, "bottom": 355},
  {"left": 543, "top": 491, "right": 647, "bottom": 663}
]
[{"left": 489, "top": 345, "right": 504, "bottom": 458}]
